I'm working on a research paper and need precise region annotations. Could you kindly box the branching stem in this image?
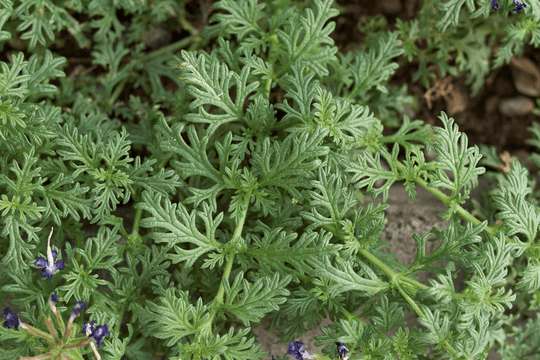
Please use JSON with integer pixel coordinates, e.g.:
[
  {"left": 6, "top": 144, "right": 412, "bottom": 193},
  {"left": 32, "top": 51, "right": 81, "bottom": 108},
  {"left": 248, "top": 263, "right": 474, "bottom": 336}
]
[{"left": 203, "top": 189, "right": 253, "bottom": 336}]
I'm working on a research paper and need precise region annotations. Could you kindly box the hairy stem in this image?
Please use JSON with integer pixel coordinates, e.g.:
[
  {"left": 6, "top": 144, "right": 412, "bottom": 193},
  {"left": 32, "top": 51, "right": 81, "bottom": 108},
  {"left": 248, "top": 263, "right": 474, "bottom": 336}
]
[
  {"left": 201, "top": 189, "right": 253, "bottom": 337},
  {"left": 393, "top": 159, "right": 508, "bottom": 240}
]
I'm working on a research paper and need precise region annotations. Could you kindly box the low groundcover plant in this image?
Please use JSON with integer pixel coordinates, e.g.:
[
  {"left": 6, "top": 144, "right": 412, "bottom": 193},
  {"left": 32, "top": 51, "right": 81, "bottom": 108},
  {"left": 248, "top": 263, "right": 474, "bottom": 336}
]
[{"left": 1, "top": 0, "right": 540, "bottom": 359}]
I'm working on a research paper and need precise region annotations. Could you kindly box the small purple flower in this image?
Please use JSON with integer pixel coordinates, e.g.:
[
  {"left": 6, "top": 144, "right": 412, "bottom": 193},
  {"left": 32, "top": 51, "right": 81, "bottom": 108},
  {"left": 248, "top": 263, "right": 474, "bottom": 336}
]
[
  {"left": 82, "top": 321, "right": 110, "bottom": 348},
  {"left": 82, "top": 319, "right": 96, "bottom": 335},
  {"left": 92, "top": 324, "right": 110, "bottom": 348},
  {"left": 336, "top": 342, "right": 349, "bottom": 358},
  {"left": 71, "top": 302, "right": 86, "bottom": 319},
  {"left": 3, "top": 308, "right": 19, "bottom": 329},
  {"left": 65, "top": 301, "right": 86, "bottom": 337},
  {"left": 49, "top": 291, "right": 61, "bottom": 320},
  {"left": 34, "top": 228, "right": 64, "bottom": 280},
  {"left": 287, "top": 340, "right": 315, "bottom": 360},
  {"left": 3, "top": 308, "right": 44, "bottom": 339},
  {"left": 492, "top": 0, "right": 527, "bottom": 12},
  {"left": 512, "top": 0, "right": 527, "bottom": 12}
]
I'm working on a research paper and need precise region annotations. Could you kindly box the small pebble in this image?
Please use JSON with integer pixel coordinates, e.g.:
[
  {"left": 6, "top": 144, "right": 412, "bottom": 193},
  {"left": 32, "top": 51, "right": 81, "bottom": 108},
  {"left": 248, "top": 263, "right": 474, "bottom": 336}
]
[
  {"left": 510, "top": 57, "right": 540, "bottom": 97},
  {"left": 499, "top": 96, "right": 535, "bottom": 116},
  {"left": 379, "top": 0, "right": 402, "bottom": 15}
]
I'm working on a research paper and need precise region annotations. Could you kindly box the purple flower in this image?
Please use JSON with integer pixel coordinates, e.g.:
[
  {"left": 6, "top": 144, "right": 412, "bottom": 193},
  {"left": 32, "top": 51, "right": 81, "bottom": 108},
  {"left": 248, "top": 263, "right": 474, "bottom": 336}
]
[
  {"left": 82, "top": 319, "right": 96, "bottom": 335},
  {"left": 3, "top": 308, "right": 19, "bottom": 329},
  {"left": 336, "top": 342, "right": 349, "bottom": 358},
  {"left": 491, "top": 0, "right": 527, "bottom": 12},
  {"left": 512, "top": 0, "right": 527, "bottom": 12},
  {"left": 65, "top": 301, "right": 86, "bottom": 336},
  {"left": 3, "top": 308, "right": 44, "bottom": 339},
  {"left": 287, "top": 340, "right": 314, "bottom": 360},
  {"left": 71, "top": 302, "right": 86, "bottom": 319},
  {"left": 34, "top": 228, "right": 64, "bottom": 280},
  {"left": 49, "top": 291, "right": 61, "bottom": 320},
  {"left": 82, "top": 320, "right": 110, "bottom": 348}
]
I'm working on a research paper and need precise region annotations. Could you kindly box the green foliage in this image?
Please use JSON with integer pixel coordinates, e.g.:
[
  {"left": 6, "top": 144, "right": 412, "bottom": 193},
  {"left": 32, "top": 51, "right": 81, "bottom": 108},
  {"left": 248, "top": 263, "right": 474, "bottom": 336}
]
[
  {"left": 1, "top": 0, "right": 540, "bottom": 359},
  {"left": 395, "top": 0, "right": 538, "bottom": 97}
]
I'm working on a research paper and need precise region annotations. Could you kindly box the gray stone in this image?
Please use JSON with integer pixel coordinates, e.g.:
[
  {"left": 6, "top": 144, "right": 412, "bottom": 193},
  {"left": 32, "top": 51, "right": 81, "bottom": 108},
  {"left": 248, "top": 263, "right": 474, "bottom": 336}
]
[
  {"left": 510, "top": 57, "right": 540, "bottom": 97},
  {"left": 499, "top": 96, "right": 535, "bottom": 116}
]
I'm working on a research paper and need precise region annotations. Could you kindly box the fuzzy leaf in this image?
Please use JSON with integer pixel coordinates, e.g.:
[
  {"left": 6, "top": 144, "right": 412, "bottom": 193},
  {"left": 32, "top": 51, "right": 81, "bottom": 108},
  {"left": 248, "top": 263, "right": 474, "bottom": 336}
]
[
  {"left": 434, "top": 0, "right": 476, "bottom": 33},
  {"left": 251, "top": 126, "right": 330, "bottom": 200},
  {"left": 371, "top": 294, "right": 407, "bottom": 334},
  {"left": 308, "top": 254, "right": 389, "bottom": 295},
  {"left": 405, "top": 219, "right": 487, "bottom": 276},
  {"left": 206, "top": 0, "right": 266, "bottom": 41},
  {"left": 58, "top": 226, "right": 122, "bottom": 302},
  {"left": 492, "top": 159, "right": 540, "bottom": 243},
  {"left": 249, "top": 226, "right": 341, "bottom": 283},
  {"left": 429, "top": 112, "right": 485, "bottom": 219},
  {"left": 0, "top": 52, "right": 31, "bottom": 100},
  {"left": 276, "top": 0, "right": 339, "bottom": 77},
  {"left": 222, "top": 271, "right": 291, "bottom": 326},
  {"left": 346, "top": 142, "right": 402, "bottom": 203},
  {"left": 348, "top": 30, "right": 404, "bottom": 97},
  {"left": 135, "top": 190, "right": 222, "bottom": 268},
  {"left": 177, "top": 50, "right": 259, "bottom": 138},
  {"left": 137, "top": 287, "right": 211, "bottom": 345}
]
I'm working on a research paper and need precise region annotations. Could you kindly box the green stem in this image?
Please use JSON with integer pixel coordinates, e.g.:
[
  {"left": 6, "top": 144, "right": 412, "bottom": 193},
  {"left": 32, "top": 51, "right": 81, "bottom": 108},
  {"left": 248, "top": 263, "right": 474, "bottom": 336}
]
[
  {"left": 108, "top": 78, "right": 128, "bottom": 106},
  {"left": 453, "top": 293, "right": 478, "bottom": 300},
  {"left": 131, "top": 207, "right": 143, "bottom": 236},
  {"left": 392, "top": 159, "right": 513, "bottom": 242},
  {"left": 358, "top": 248, "right": 398, "bottom": 283},
  {"left": 395, "top": 282, "right": 458, "bottom": 356},
  {"left": 201, "top": 189, "right": 253, "bottom": 338},
  {"left": 384, "top": 156, "right": 526, "bottom": 358},
  {"left": 399, "top": 274, "right": 429, "bottom": 291},
  {"left": 395, "top": 281, "right": 425, "bottom": 320},
  {"left": 140, "top": 37, "right": 195, "bottom": 63},
  {"left": 358, "top": 229, "right": 459, "bottom": 356},
  {"left": 341, "top": 308, "right": 368, "bottom": 325},
  {"left": 265, "top": 79, "right": 272, "bottom": 101},
  {"left": 334, "top": 231, "right": 428, "bottom": 292}
]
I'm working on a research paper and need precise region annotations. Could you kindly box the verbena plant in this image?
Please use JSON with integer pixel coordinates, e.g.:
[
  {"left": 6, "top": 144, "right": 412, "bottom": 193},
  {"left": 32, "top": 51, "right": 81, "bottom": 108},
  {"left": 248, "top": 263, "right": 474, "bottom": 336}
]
[{"left": 1, "top": 0, "right": 540, "bottom": 359}]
